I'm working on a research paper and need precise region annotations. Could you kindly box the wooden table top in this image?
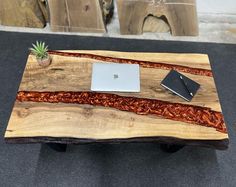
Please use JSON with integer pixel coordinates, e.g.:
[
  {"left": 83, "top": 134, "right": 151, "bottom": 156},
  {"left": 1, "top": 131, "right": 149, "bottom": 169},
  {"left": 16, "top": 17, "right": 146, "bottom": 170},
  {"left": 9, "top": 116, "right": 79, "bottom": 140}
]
[{"left": 4, "top": 50, "right": 229, "bottom": 150}]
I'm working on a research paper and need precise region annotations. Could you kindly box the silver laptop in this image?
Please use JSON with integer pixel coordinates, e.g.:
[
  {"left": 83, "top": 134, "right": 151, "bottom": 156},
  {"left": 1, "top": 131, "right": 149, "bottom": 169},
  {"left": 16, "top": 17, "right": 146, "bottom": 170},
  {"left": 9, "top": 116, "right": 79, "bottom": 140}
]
[{"left": 91, "top": 63, "right": 140, "bottom": 92}]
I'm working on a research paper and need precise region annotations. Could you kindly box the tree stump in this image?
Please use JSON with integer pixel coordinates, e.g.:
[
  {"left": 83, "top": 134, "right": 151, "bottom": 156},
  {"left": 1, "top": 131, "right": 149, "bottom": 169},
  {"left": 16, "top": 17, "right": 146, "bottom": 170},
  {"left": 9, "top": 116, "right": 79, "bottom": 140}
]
[
  {"left": 0, "top": 0, "right": 48, "bottom": 28},
  {"left": 48, "top": 0, "right": 113, "bottom": 33},
  {"left": 117, "top": 0, "right": 199, "bottom": 36}
]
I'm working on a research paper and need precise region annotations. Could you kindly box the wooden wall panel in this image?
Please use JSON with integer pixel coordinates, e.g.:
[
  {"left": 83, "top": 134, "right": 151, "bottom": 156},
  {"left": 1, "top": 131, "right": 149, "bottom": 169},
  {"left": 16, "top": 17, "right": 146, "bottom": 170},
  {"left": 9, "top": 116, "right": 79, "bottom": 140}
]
[
  {"left": 117, "top": 0, "right": 199, "bottom": 36},
  {"left": 0, "top": 0, "right": 47, "bottom": 28},
  {"left": 48, "top": 0, "right": 106, "bottom": 33}
]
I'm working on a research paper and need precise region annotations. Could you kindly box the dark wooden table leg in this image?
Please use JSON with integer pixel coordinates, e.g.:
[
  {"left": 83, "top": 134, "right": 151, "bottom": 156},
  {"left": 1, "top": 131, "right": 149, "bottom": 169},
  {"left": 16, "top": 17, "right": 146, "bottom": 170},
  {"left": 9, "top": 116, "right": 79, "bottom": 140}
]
[
  {"left": 46, "top": 143, "right": 67, "bottom": 152},
  {"left": 160, "top": 144, "right": 185, "bottom": 153}
]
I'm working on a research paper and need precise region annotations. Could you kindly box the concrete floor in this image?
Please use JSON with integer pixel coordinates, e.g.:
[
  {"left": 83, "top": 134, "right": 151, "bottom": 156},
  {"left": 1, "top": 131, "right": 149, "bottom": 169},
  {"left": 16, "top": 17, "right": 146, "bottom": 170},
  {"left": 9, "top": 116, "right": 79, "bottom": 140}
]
[{"left": 0, "top": 12, "right": 236, "bottom": 44}]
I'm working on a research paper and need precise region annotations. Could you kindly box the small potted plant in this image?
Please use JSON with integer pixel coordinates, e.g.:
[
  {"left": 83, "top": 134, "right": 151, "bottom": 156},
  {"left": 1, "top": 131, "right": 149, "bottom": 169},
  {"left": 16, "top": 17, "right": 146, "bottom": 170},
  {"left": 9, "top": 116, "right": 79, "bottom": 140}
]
[{"left": 30, "top": 41, "right": 51, "bottom": 67}]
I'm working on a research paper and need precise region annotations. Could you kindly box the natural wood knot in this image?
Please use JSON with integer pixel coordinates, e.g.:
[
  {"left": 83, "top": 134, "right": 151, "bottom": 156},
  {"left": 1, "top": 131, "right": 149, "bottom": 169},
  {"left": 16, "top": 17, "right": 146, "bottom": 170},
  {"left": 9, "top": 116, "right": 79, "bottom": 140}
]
[
  {"left": 128, "top": 123, "right": 134, "bottom": 127},
  {"left": 84, "top": 5, "right": 90, "bottom": 11},
  {"left": 50, "top": 68, "right": 64, "bottom": 72},
  {"left": 17, "top": 108, "right": 30, "bottom": 118},
  {"left": 110, "top": 113, "right": 117, "bottom": 118},
  {"left": 82, "top": 107, "right": 93, "bottom": 118},
  {"left": 129, "top": 117, "right": 135, "bottom": 127}
]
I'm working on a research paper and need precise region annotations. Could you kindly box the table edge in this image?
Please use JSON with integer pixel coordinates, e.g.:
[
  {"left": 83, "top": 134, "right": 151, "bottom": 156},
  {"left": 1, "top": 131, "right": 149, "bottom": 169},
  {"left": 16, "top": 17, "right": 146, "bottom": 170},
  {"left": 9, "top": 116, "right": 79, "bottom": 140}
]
[{"left": 4, "top": 136, "right": 229, "bottom": 150}]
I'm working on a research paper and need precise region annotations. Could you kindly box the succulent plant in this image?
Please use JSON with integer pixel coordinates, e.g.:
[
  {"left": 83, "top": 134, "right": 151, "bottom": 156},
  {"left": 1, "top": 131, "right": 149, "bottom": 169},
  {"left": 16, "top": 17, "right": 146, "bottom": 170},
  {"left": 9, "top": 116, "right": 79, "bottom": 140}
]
[{"left": 30, "top": 41, "right": 49, "bottom": 60}]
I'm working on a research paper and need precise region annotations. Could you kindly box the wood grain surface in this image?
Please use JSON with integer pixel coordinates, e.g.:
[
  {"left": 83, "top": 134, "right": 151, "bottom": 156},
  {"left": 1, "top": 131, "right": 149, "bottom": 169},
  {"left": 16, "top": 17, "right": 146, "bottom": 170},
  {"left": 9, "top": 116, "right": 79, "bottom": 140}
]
[
  {"left": 0, "top": 0, "right": 47, "bottom": 28},
  {"left": 117, "top": 0, "right": 198, "bottom": 36},
  {"left": 48, "top": 0, "right": 106, "bottom": 32},
  {"left": 5, "top": 50, "right": 228, "bottom": 149}
]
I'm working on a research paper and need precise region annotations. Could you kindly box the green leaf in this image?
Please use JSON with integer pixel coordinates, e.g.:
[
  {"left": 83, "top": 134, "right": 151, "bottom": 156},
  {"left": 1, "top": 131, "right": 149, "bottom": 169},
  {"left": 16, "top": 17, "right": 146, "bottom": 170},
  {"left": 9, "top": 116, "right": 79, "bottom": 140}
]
[{"left": 30, "top": 40, "right": 49, "bottom": 59}]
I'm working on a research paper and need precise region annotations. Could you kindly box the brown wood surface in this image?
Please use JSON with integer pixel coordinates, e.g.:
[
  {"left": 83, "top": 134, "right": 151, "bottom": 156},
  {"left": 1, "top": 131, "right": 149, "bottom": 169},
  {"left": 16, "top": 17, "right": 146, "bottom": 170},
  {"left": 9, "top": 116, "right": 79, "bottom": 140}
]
[
  {"left": 117, "top": 0, "right": 198, "bottom": 36},
  {"left": 5, "top": 50, "right": 228, "bottom": 149},
  {"left": 48, "top": 0, "right": 106, "bottom": 33},
  {"left": 0, "top": 0, "right": 48, "bottom": 28},
  {"left": 143, "top": 16, "right": 170, "bottom": 33}
]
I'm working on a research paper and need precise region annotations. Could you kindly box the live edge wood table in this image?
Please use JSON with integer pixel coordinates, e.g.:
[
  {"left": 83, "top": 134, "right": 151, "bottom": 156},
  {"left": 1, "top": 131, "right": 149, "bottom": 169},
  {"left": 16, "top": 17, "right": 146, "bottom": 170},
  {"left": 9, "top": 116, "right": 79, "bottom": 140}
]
[{"left": 4, "top": 50, "right": 229, "bottom": 152}]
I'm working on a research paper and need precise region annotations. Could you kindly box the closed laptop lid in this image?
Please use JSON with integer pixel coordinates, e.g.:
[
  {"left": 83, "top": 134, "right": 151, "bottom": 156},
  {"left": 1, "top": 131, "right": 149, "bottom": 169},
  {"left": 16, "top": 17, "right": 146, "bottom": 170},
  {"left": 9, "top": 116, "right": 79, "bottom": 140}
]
[{"left": 91, "top": 63, "right": 140, "bottom": 92}]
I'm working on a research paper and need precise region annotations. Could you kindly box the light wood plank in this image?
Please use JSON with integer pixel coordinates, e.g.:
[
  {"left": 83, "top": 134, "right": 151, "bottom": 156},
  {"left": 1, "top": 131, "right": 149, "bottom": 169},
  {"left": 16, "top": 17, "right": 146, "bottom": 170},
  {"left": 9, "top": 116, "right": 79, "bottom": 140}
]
[
  {"left": 5, "top": 102, "right": 227, "bottom": 140},
  {"left": 48, "top": 0, "right": 106, "bottom": 32}
]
